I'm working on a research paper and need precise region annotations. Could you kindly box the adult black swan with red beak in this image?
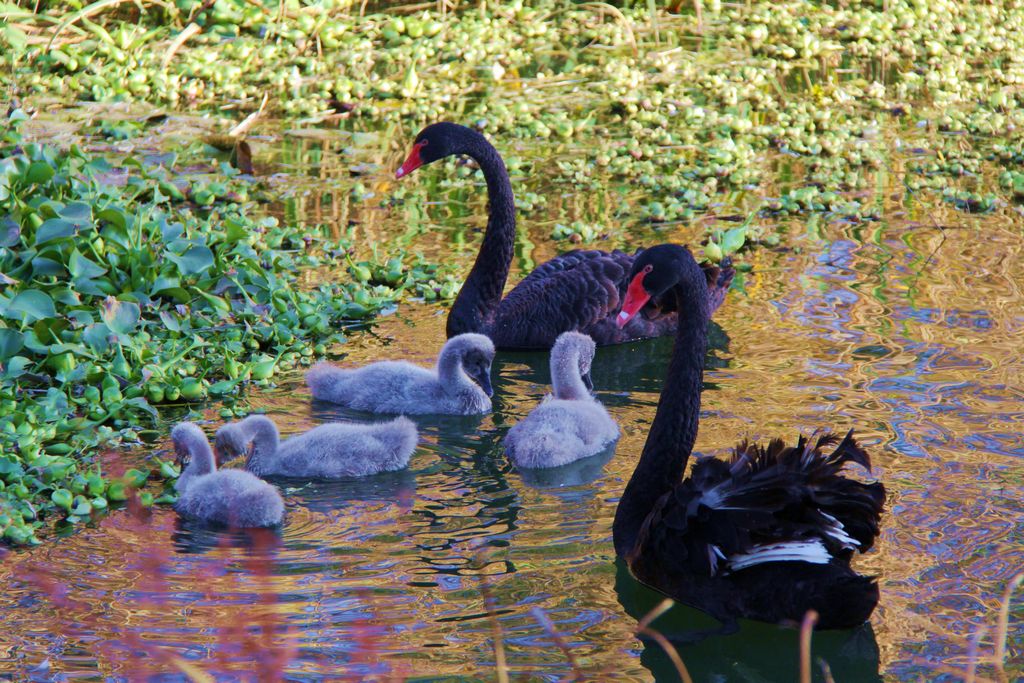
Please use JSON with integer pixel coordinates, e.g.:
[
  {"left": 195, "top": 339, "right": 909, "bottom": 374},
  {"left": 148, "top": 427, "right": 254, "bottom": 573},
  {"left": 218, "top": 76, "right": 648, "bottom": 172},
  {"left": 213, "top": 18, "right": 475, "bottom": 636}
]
[
  {"left": 613, "top": 243, "right": 886, "bottom": 630},
  {"left": 395, "top": 122, "right": 735, "bottom": 350}
]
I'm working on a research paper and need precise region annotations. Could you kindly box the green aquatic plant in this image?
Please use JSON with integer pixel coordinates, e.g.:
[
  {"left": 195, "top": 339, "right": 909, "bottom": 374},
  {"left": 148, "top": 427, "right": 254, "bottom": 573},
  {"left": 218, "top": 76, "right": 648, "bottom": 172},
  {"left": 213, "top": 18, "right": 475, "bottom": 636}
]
[{"left": 0, "top": 110, "right": 451, "bottom": 544}]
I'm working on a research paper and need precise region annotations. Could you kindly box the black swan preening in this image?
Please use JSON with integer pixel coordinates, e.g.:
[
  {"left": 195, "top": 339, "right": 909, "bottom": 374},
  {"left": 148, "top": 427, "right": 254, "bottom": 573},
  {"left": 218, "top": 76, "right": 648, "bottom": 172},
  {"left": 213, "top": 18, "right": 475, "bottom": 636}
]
[
  {"left": 613, "top": 244, "right": 886, "bottom": 630},
  {"left": 395, "top": 122, "right": 735, "bottom": 350}
]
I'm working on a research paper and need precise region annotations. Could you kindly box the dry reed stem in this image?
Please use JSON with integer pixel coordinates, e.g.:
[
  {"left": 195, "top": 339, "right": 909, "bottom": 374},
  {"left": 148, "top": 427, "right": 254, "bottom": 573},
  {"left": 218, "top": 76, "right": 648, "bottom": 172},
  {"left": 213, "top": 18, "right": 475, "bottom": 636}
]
[
  {"left": 994, "top": 572, "right": 1023, "bottom": 673},
  {"left": 477, "top": 574, "right": 509, "bottom": 683},
  {"left": 579, "top": 2, "right": 638, "bottom": 55},
  {"left": 161, "top": 22, "right": 201, "bottom": 69},
  {"left": 46, "top": 0, "right": 173, "bottom": 52},
  {"left": 799, "top": 609, "right": 818, "bottom": 683},
  {"left": 634, "top": 599, "right": 693, "bottom": 683},
  {"left": 228, "top": 93, "right": 269, "bottom": 138},
  {"left": 965, "top": 625, "right": 989, "bottom": 683},
  {"left": 819, "top": 658, "right": 836, "bottom": 683},
  {"left": 529, "top": 607, "right": 584, "bottom": 682}
]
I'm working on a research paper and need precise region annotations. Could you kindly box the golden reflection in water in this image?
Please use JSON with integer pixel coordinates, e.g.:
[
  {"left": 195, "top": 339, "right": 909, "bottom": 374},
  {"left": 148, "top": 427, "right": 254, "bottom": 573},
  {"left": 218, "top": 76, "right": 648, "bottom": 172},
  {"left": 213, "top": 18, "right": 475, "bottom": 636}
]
[{"left": 1, "top": 150, "right": 1022, "bottom": 680}]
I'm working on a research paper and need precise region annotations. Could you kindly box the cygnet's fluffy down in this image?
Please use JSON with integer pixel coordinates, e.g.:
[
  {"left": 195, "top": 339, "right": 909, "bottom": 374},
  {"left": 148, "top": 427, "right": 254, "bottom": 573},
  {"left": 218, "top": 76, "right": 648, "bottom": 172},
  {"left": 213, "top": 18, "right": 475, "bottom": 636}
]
[
  {"left": 505, "top": 331, "right": 619, "bottom": 468},
  {"left": 305, "top": 333, "right": 495, "bottom": 415},
  {"left": 172, "top": 422, "right": 284, "bottom": 527},
  {"left": 216, "top": 414, "right": 417, "bottom": 478}
]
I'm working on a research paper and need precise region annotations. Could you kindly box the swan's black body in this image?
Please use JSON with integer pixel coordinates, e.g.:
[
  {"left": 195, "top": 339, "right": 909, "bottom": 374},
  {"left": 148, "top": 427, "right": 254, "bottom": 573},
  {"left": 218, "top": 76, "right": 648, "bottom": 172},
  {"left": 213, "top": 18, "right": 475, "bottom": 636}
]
[
  {"left": 395, "top": 122, "right": 734, "bottom": 350},
  {"left": 613, "top": 244, "right": 886, "bottom": 630}
]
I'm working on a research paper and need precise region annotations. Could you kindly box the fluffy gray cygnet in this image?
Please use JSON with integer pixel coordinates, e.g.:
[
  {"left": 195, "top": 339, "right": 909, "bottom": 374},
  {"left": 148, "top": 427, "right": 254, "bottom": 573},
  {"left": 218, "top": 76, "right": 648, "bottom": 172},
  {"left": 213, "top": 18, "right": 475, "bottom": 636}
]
[
  {"left": 504, "top": 331, "right": 620, "bottom": 468},
  {"left": 172, "top": 422, "right": 284, "bottom": 527},
  {"left": 215, "top": 414, "right": 417, "bottom": 478},
  {"left": 305, "top": 333, "right": 495, "bottom": 415}
]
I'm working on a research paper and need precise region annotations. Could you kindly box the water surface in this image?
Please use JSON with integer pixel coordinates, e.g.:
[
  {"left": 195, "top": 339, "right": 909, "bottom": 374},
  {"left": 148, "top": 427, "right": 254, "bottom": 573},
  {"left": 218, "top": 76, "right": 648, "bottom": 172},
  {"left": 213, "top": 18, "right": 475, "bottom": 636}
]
[{"left": 0, "top": 132, "right": 1021, "bottom": 682}]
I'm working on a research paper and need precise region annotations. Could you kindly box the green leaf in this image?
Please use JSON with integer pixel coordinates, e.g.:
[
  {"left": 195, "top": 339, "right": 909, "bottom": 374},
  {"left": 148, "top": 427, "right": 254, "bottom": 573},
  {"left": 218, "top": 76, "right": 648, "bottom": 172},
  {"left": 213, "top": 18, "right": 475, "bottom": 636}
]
[
  {"left": 100, "top": 296, "right": 140, "bottom": 336},
  {"left": 31, "top": 256, "right": 65, "bottom": 277},
  {"left": 0, "top": 24, "right": 28, "bottom": 52},
  {"left": 158, "top": 310, "right": 183, "bottom": 332},
  {"left": 58, "top": 202, "right": 92, "bottom": 225},
  {"left": 165, "top": 245, "right": 215, "bottom": 276},
  {"left": 82, "top": 322, "right": 113, "bottom": 353},
  {"left": 35, "top": 218, "right": 76, "bottom": 245},
  {"left": 51, "top": 488, "right": 73, "bottom": 512},
  {"left": 96, "top": 207, "right": 128, "bottom": 231},
  {"left": 0, "top": 216, "right": 21, "bottom": 247},
  {"left": 6, "top": 289, "right": 57, "bottom": 322},
  {"left": 69, "top": 249, "right": 107, "bottom": 280},
  {"left": 2, "top": 355, "right": 32, "bottom": 380},
  {"left": 0, "top": 328, "right": 24, "bottom": 360},
  {"left": 25, "top": 161, "right": 54, "bottom": 185},
  {"left": 720, "top": 227, "right": 746, "bottom": 254}
]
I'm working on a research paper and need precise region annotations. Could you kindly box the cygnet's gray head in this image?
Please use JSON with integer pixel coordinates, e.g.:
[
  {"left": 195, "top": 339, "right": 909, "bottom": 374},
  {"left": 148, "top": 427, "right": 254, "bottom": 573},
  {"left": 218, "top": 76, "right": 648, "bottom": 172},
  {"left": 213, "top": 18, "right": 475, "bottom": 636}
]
[
  {"left": 214, "top": 421, "right": 249, "bottom": 465},
  {"left": 552, "top": 331, "right": 596, "bottom": 394},
  {"left": 171, "top": 422, "right": 212, "bottom": 469},
  {"left": 443, "top": 333, "right": 496, "bottom": 397},
  {"left": 214, "top": 415, "right": 276, "bottom": 465}
]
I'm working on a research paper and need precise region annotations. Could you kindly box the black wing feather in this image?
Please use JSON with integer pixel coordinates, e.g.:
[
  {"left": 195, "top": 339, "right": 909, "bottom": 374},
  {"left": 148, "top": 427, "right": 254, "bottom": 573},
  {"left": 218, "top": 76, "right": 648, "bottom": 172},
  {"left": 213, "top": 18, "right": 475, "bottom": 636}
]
[{"left": 633, "top": 431, "right": 885, "bottom": 577}]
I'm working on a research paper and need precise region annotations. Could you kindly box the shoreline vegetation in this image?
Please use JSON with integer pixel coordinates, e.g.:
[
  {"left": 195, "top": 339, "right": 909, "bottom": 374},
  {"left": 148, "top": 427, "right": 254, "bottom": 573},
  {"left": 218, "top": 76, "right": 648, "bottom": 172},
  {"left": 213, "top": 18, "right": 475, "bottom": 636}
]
[{"left": 0, "top": 1, "right": 1022, "bottom": 546}]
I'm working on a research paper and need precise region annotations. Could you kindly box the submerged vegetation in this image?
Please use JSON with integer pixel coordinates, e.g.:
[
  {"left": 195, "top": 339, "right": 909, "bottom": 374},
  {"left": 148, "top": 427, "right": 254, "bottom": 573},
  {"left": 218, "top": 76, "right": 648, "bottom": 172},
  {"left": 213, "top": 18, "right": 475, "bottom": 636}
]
[{"left": 0, "top": 0, "right": 1022, "bottom": 548}]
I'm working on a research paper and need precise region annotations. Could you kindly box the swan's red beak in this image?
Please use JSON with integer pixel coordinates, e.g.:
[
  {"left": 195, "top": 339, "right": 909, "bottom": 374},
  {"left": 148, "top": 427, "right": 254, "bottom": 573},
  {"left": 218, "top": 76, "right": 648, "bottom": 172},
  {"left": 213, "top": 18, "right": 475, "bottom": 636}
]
[
  {"left": 617, "top": 270, "right": 651, "bottom": 328},
  {"left": 395, "top": 141, "right": 426, "bottom": 179}
]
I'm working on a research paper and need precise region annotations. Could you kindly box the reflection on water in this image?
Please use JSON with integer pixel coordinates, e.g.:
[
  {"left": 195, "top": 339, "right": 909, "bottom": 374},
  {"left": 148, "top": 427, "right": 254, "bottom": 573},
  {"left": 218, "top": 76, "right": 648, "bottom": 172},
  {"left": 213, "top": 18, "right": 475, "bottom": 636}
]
[{"left": 1, "top": 156, "right": 1023, "bottom": 680}]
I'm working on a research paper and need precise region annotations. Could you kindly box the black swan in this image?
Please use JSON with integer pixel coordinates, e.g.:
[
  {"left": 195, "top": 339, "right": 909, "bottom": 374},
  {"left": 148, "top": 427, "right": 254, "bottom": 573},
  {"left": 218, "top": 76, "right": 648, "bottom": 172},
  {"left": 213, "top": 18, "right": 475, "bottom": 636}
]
[
  {"left": 395, "top": 122, "right": 735, "bottom": 350},
  {"left": 172, "top": 422, "right": 284, "bottom": 527},
  {"left": 613, "top": 244, "right": 886, "bottom": 630},
  {"left": 504, "top": 331, "right": 619, "bottom": 468},
  {"left": 306, "top": 332, "right": 495, "bottom": 415},
  {"left": 215, "top": 414, "right": 417, "bottom": 478}
]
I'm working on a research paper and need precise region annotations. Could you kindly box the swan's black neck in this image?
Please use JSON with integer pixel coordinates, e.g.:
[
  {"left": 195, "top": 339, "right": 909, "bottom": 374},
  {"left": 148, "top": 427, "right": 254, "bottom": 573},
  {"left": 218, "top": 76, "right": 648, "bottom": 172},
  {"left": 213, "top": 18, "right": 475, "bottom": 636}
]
[
  {"left": 446, "top": 133, "right": 516, "bottom": 337},
  {"left": 613, "top": 262, "right": 709, "bottom": 556}
]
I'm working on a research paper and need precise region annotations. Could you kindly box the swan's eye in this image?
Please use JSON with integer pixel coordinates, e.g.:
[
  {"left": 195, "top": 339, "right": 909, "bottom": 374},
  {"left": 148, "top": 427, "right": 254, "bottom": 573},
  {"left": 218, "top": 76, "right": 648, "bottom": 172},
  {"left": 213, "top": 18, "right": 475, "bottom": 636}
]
[{"left": 643, "top": 265, "right": 653, "bottom": 274}]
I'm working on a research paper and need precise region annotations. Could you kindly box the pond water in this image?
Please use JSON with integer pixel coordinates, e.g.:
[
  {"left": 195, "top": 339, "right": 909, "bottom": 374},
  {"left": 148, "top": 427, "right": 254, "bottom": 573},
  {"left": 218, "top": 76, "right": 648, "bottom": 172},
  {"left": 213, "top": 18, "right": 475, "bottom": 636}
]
[{"left": 0, "top": 129, "right": 1021, "bottom": 682}]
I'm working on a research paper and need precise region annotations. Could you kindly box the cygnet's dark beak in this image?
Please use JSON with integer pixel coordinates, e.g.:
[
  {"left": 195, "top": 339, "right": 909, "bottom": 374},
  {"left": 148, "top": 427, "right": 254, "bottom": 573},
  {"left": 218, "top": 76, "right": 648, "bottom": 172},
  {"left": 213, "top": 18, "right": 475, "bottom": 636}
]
[
  {"left": 469, "top": 365, "right": 494, "bottom": 397},
  {"left": 582, "top": 371, "right": 594, "bottom": 392}
]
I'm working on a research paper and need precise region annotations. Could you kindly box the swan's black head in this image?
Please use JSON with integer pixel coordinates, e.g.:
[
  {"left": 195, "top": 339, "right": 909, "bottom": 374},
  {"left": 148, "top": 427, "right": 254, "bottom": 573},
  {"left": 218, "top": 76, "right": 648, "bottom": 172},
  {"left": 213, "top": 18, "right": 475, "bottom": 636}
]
[
  {"left": 616, "top": 244, "right": 700, "bottom": 328},
  {"left": 395, "top": 122, "right": 476, "bottom": 179}
]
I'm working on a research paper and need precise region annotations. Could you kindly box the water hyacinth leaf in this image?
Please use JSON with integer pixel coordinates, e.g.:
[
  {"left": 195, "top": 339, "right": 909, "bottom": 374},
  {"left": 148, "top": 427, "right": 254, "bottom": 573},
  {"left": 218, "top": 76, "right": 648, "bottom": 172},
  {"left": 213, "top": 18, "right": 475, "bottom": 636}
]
[
  {"left": 0, "top": 215, "right": 20, "bottom": 247},
  {"left": 123, "top": 397, "right": 157, "bottom": 419},
  {"left": 69, "top": 249, "right": 107, "bottom": 280},
  {"left": 34, "top": 218, "right": 75, "bottom": 245},
  {"left": 24, "top": 161, "right": 54, "bottom": 185},
  {"left": 0, "top": 328, "right": 23, "bottom": 360},
  {"left": 31, "top": 256, "right": 65, "bottom": 277},
  {"left": 50, "top": 489, "right": 73, "bottom": 512},
  {"left": 0, "top": 455, "right": 24, "bottom": 477},
  {"left": 96, "top": 207, "right": 128, "bottom": 231},
  {"left": 6, "top": 289, "right": 56, "bottom": 322},
  {"left": 58, "top": 202, "right": 92, "bottom": 225},
  {"left": 166, "top": 245, "right": 215, "bottom": 276},
  {"left": 720, "top": 227, "right": 746, "bottom": 254},
  {"left": 0, "top": 24, "right": 28, "bottom": 52},
  {"left": 82, "top": 322, "right": 113, "bottom": 353},
  {"left": 67, "top": 309, "right": 94, "bottom": 325},
  {"left": 100, "top": 296, "right": 140, "bottom": 336},
  {"left": 158, "top": 310, "right": 183, "bottom": 332},
  {"left": 71, "top": 496, "right": 92, "bottom": 516}
]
